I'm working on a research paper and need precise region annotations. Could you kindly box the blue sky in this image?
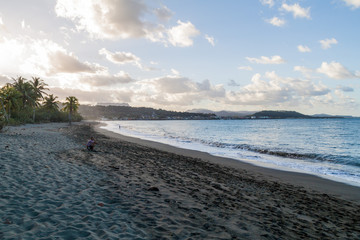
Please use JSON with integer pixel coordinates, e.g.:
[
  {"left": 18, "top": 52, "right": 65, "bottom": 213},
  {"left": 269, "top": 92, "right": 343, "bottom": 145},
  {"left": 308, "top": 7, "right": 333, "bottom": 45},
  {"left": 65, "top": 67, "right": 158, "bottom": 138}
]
[{"left": 0, "top": 0, "right": 359, "bottom": 115}]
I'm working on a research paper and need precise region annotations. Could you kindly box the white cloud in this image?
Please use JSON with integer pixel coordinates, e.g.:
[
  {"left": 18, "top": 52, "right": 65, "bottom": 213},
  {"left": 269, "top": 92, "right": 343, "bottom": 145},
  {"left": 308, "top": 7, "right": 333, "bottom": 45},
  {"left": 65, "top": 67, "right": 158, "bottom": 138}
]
[
  {"left": 167, "top": 20, "right": 200, "bottom": 47},
  {"left": 79, "top": 71, "right": 135, "bottom": 87},
  {"left": 171, "top": 69, "right": 180, "bottom": 76},
  {"left": 267, "top": 17, "right": 286, "bottom": 27},
  {"left": 317, "top": 61, "right": 357, "bottom": 79},
  {"left": 55, "top": 0, "right": 201, "bottom": 47},
  {"left": 319, "top": 38, "right": 338, "bottom": 49},
  {"left": 205, "top": 34, "right": 215, "bottom": 46},
  {"left": 297, "top": 45, "right": 311, "bottom": 53},
  {"left": 238, "top": 66, "right": 253, "bottom": 71},
  {"left": 0, "top": 36, "right": 102, "bottom": 76},
  {"left": 132, "top": 75, "right": 225, "bottom": 107},
  {"left": 99, "top": 48, "right": 142, "bottom": 68},
  {"left": 246, "top": 55, "right": 285, "bottom": 64},
  {"left": 226, "top": 72, "right": 330, "bottom": 106},
  {"left": 342, "top": 0, "right": 360, "bottom": 9},
  {"left": 51, "top": 87, "right": 134, "bottom": 104},
  {"left": 260, "top": 0, "right": 274, "bottom": 7},
  {"left": 55, "top": 0, "right": 148, "bottom": 39},
  {"left": 280, "top": 3, "right": 311, "bottom": 19},
  {"left": 294, "top": 66, "right": 314, "bottom": 77}
]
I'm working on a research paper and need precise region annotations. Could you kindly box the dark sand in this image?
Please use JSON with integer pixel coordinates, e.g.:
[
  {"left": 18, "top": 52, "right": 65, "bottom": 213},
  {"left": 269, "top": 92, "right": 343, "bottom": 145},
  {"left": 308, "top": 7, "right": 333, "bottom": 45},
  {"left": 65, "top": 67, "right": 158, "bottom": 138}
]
[
  {"left": 1, "top": 122, "right": 360, "bottom": 239},
  {"left": 66, "top": 123, "right": 360, "bottom": 239}
]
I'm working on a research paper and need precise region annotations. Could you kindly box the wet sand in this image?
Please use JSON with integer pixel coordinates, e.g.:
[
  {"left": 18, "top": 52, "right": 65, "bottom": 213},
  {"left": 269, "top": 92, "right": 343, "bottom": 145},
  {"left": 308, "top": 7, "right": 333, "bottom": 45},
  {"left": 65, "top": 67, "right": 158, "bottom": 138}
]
[{"left": 1, "top": 122, "right": 360, "bottom": 239}]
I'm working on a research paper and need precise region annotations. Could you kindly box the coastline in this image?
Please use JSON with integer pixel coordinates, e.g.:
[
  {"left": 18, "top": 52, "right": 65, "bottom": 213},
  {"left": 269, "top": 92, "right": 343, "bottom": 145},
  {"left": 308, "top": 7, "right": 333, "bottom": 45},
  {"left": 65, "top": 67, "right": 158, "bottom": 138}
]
[
  {"left": 95, "top": 122, "right": 360, "bottom": 202},
  {"left": 2, "top": 122, "right": 360, "bottom": 239}
]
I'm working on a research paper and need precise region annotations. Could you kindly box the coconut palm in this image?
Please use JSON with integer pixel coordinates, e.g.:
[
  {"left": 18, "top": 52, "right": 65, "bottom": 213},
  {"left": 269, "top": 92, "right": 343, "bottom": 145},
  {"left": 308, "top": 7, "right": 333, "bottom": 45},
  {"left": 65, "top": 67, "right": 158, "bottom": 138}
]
[
  {"left": 0, "top": 85, "right": 22, "bottom": 119},
  {"left": 30, "top": 77, "right": 48, "bottom": 104},
  {"left": 62, "top": 96, "right": 79, "bottom": 125},
  {"left": 42, "top": 94, "right": 59, "bottom": 112},
  {"left": 12, "top": 76, "right": 33, "bottom": 109},
  {"left": 30, "top": 77, "right": 49, "bottom": 122}
]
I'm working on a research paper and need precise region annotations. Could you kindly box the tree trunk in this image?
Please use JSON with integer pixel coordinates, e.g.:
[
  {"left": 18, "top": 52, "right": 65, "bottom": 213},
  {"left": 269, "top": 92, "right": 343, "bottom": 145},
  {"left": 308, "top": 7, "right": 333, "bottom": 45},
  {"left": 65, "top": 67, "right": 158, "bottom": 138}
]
[{"left": 68, "top": 110, "right": 72, "bottom": 125}]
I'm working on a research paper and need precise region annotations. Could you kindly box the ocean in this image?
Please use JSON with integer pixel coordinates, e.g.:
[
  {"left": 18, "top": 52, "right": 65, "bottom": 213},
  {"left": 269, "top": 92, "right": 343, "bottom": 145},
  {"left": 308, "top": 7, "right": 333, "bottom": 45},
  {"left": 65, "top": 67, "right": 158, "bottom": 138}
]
[{"left": 100, "top": 118, "right": 360, "bottom": 187}]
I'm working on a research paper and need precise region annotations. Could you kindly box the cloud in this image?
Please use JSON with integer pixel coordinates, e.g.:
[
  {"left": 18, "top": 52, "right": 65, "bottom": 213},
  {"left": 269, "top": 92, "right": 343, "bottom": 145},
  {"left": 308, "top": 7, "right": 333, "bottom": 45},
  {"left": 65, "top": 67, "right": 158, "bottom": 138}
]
[
  {"left": 132, "top": 75, "right": 225, "bottom": 107},
  {"left": 0, "top": 74, "right": 11, "bottom": 86},
  {"left": 55, "top": 0, "right": 148, "bottom": 39},
  {"left": 342, "top": 0, "right": 360, "bottom": 9},
  {"left": 171, "top": 69, "right": 180, "bottom": 76},
  {"left": 51, "top": 87, "right": 133, "bottom": 104},
  {"left": 319, "top": 38, "right": 338, "bottom": 49},
  {"left": 297, "top": 45, "right": 311, "bottom": 53},
  {"left": 337, "top": 85, "right": 354, "bottom": 92},
  {"left": 99, "top": 48, "right": 142, "bottom": 68},
  {"left": 267, "top": 17, "right": 285, "bottom": 27},
  {"left": 205, "top": 34, "right": 215, "bottom": 46},
  {"left": 79, "top": 71, "right": 135, "bottom": 87},
  {"left": 0, "top": 36, "right": 103, "bottom": 77},
  {"left": 260, "top": 0, "right": 274, "bottom": 7},
  {"left": 47, "top": 51, "right": 102, "bottom": 74},
  {"left": 280, "top": 3, "right": 311, "bottom": 19},
  {"left": 167, "top": 20, "right": 200, "bottom": 47},
  {"left": 226, "top": 72, "right": 330, "bottom": 106},
  {"left": 228, "top": 79, "right": 240, "bottom": 87},
  {"left": 238, "top": 66, "right": 253, "bottom": 71},
  {"left": 55, "top": 0, "right": 201, "bottom": 47},
  {"left": 317, "top": 61, "right": 357, "bottom": 79},
  {"left": 155, "top": 5, "right": 173, "bottom": 21},
  {"left": 246, "top": 55, "right": 285, "bottom": 64},
  {"left": 294, "top": 66, "right": 314, "bottom": 78}
]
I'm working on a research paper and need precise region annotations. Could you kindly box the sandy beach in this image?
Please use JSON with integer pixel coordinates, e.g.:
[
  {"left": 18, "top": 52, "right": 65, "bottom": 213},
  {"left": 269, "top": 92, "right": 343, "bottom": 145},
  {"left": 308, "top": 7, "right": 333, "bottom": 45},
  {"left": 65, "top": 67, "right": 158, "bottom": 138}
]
[{"left": 1, "top": 122, "right": 360, "bottom": 239}]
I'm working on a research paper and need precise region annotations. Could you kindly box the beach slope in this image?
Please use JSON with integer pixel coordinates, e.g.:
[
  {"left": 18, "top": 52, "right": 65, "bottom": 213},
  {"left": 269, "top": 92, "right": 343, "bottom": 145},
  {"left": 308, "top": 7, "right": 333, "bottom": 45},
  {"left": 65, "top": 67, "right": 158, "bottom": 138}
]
[{"left": 1, "top": 123, "right": 359, "bottom": 239}]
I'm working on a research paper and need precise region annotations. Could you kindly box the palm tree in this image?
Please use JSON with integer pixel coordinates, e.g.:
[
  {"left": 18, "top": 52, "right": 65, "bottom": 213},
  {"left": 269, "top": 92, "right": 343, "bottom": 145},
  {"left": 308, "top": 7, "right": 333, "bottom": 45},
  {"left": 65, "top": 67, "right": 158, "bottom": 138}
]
[
  {"left": 30, "top": 77, "right": 48, "bottom": 103},
  {"left": 42, "top": 94, "right": 59, "bottom": 112},
  {"left": 0, "top": 85, "right": 22, "bottom": 119},
  {"left": 30, "top": 77, "right": 49, "bottom": 122},
  {"left": 62, "top": 96, "right": 79, "bottom": 125},
  {"left": 12, "top": 76, "right": 33, "bottom": 109}
]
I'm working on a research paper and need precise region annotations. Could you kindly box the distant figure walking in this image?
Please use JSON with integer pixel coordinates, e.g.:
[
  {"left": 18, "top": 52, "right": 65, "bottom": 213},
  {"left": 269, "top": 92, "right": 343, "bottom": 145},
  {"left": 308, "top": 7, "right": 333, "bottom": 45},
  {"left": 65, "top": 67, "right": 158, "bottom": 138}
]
[{"left": 87, "top": 137, "right": 96, "bottom": 151}]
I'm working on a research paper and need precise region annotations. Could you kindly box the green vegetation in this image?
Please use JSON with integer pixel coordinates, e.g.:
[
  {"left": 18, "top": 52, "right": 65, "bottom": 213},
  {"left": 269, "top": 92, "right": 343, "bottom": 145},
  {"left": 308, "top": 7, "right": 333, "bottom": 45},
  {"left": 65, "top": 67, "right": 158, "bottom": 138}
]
[
  {"left": 0, "top": 76, "right": 82, "bottom": 129},
  {"left": 248, "top": 110, "right": 311, "bottom": 119},
  {"left": 79, "top": 105, "right": 217, "bottom": 120}
]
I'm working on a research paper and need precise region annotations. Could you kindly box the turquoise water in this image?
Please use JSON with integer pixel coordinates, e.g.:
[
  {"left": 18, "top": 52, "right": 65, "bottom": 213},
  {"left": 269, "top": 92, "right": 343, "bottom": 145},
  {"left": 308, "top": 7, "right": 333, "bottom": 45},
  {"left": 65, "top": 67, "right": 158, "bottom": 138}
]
[{"left": 101, "top": 119, "right": 360, "bottom": 186}]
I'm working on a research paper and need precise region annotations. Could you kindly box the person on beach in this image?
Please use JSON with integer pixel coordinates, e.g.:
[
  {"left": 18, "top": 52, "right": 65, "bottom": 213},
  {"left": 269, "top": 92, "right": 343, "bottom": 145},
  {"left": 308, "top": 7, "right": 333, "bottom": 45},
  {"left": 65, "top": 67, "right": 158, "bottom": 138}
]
[{"left": 86, "top": 137, "right": 96, "bottom": 151}]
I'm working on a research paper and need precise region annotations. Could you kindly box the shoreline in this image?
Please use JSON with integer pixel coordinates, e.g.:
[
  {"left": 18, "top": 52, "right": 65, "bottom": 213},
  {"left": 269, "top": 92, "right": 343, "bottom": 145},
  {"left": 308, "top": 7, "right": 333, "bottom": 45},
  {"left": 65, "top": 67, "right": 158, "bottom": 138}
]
[{"left": 95, "top": 122, "right": 360, "bottom": 202}]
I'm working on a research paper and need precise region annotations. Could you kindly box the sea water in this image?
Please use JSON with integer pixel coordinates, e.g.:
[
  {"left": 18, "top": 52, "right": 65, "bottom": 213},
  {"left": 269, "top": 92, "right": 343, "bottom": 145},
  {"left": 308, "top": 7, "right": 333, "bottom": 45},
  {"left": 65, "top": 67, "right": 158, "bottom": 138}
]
[{"left": 100, "top": 119, "right": 360, "bottom": 187}]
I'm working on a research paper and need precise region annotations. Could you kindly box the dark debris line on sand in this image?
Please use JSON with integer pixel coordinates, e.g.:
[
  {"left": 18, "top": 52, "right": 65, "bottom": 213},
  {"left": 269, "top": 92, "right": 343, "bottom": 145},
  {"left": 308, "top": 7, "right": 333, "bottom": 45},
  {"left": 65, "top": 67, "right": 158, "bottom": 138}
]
[{"left": 57, "top": 124, "right": 360, "bottom": 240}]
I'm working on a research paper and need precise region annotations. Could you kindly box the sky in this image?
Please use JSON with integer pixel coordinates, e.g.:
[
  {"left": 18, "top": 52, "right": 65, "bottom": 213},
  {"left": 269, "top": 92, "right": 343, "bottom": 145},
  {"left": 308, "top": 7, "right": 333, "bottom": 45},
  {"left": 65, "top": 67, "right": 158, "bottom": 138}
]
[{"left": 0, "top": 0, "right": 359, "bottom": 116}]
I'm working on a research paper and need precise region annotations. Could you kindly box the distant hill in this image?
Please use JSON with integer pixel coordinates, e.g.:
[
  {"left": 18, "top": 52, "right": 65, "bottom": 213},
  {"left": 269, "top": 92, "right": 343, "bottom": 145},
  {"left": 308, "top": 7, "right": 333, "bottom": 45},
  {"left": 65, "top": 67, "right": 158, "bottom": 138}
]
[
  {"left": 248, "top": 110, "right": 311, "bottom": 119},
  {"left": 188, "top": 109, "right": 256, "bottom": 118},
  {"left": 78, "top": 105, "right": 351, "bottom": 120},
  {"left": 78, "top": 105, "right": 217, "bottom": 120},
  {"left": 96, "top": 103, "right": 130, "bottom": 107}
]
